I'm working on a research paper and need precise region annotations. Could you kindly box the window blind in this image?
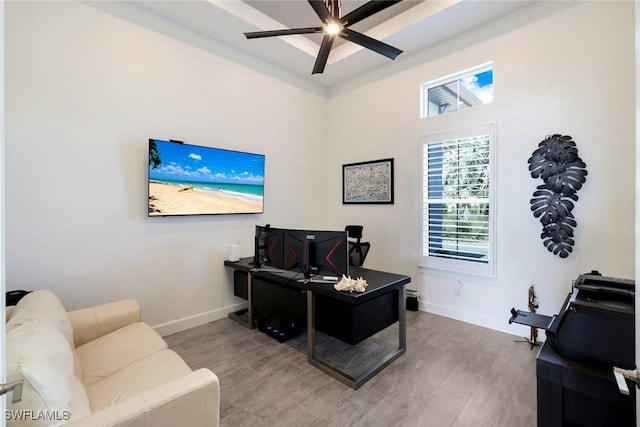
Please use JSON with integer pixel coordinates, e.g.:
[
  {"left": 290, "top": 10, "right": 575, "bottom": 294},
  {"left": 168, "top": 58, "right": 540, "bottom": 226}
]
[{"left": 423, "top": 135, "right": 490, "bottom": 263}]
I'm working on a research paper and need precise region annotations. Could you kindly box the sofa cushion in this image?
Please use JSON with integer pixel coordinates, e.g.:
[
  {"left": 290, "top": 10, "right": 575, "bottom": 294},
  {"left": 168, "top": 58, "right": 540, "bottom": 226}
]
[
  {"left": 6, "top": 290, "right": 84, "bottom": 379},
  {"left": 73, "top": 350, "right": 83, "bottom": 379},
  {"left": 85, "top": 349, "right": 192, "bottom": 412},
  {"left": 76, "top": 322, "right": 168, "bottom": 386},
  {"left": 7, "top": 289, "right": 73, "bottom": 347},
  {"left": 68, "top": 375, "right": 92, "bottom": 423},
  {"left": 6, "top": 320, "right": 75, "bottom": 426}
]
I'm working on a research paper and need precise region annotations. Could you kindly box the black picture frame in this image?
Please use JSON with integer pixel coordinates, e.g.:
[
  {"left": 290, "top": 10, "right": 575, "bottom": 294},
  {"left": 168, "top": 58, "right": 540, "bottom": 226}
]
[{"left": 342, "top": 158, "right": 394, "bottom": 204}]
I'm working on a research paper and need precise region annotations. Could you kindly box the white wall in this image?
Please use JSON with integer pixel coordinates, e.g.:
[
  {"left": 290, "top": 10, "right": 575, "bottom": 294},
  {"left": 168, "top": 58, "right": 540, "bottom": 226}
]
[
  {"left": 4, "top": 2, "right": 328, "bottom": 334},
  {"left": 4, "top": 1, "right": 636, "bottom": 338},
  {"left": 326, "top": 1, "right": 635, "bottom": 334}
]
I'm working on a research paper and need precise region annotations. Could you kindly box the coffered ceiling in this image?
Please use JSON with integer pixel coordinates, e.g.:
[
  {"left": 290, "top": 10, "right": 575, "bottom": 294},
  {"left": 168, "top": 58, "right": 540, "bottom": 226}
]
[{"left": 124, "top": 0, "right": 535, "bottom": 89}]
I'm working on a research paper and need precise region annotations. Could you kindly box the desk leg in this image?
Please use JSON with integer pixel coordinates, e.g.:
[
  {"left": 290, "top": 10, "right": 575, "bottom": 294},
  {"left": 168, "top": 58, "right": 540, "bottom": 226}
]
[
  {"left": 228, "top": 272, "right": 255, "bottom": 330},
  {"left": 307, "top": 285, "right": 407, "bottom": 390},
  {"left": 307, "top": 290, "right": 315, "bottom": 362},
  {"left": 247, "top": 273, "right": 254, "bottom": 329},
  {"left": 399, "top": 285, "right": 406, "bottom": 350}
]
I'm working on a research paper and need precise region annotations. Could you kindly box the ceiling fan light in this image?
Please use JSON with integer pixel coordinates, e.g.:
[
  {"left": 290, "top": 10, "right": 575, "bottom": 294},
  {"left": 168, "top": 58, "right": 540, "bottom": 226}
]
[{"left": 325, "top": 22, "right": 342, "bottom": 36}]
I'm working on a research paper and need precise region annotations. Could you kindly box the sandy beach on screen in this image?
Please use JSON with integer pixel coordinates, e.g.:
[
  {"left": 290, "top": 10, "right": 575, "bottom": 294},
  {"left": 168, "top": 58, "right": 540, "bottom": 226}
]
[{"left": 149, "top": 182, "right": 262, "bottom": 215}]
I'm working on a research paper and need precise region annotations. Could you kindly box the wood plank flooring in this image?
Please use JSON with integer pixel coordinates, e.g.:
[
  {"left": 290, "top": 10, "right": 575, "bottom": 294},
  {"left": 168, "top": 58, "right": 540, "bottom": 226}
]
[{"left": 165, "top": 311, "right": 538, "bottom": 427}]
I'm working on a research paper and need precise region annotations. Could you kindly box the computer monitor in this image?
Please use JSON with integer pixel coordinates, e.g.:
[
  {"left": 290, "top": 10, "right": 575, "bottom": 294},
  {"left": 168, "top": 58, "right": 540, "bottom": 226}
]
[
  {"left": 282, "top": 229, "right": 349, "bottom": 278},
  {"left": 311, "top": 230, "right": 349, "bottom": 277},
  {"left": 253, "top": 225, "right": 284, "bottom": 268},
  {"left": 281, "top": 229, "right": 307, "bottom": 273}
]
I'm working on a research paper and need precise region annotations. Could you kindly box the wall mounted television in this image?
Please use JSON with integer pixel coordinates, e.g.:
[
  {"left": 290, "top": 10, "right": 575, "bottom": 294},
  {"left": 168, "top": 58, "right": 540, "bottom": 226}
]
[{"left": 148, "top": 139, "right": 265, "bottom": 216}]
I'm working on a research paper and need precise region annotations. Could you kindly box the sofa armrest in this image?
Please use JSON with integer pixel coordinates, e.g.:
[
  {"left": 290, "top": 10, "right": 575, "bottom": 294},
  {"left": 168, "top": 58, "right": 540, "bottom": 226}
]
[
  {"left": 68, "top": 299, "right": 141, "bottom": 347},
  {"left": 65, "top": 369, "right": 220, "bottom": 427}
]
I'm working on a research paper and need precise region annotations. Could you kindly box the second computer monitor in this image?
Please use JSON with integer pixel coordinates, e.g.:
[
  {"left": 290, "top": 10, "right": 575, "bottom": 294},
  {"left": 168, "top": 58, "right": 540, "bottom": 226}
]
[{"left": 282, "top": 229, "right": 349, "bottom": 277}]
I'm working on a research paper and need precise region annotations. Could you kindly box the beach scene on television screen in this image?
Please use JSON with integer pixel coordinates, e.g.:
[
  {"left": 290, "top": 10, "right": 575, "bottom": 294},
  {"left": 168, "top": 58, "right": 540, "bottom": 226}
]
[{"left": 148, "top": 140, "right": 264, "bottom": 216}]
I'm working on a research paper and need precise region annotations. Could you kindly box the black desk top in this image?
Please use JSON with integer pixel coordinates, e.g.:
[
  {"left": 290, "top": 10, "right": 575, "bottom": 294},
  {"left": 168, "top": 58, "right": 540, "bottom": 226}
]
[{"left": 224, "top": 257, "right": 411, "bottom": 305}]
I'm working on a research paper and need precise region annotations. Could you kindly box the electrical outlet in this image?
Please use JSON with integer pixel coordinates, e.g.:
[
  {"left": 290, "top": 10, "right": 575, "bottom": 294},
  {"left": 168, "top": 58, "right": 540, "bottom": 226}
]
[{"left": 454, "top": 280, "right": 463, "bottom": 296}]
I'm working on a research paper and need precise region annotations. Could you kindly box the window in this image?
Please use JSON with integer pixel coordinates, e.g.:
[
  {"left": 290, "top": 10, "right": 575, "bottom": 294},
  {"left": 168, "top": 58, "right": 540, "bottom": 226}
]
[
  {"left": 421, "top": 125, "right": 495, "bottom": 276},
  {"left": 420, "top": 63, "right": 493, "bottom": 118}
]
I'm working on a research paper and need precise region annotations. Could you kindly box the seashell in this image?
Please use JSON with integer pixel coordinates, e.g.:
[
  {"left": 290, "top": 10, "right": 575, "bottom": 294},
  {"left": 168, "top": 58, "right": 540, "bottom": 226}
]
[
  {"left": 334, "top": 275, "right": 367, "bottom": 292},
  {"left": 354, "top": 277, "right": 368, "bottom": 293},
  {"left": 334, "top": 274, "right": 355, "bottom": 291}
]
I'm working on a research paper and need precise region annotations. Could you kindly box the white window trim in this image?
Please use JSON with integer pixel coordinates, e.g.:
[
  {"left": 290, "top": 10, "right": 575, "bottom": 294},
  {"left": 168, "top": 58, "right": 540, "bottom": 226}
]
[{"left": 419, "top": 123, "right": 497, "bottom": 278}]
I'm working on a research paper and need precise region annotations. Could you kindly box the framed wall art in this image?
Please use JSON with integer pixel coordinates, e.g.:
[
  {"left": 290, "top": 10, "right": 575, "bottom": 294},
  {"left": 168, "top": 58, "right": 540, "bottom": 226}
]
[{"left": 342, "top": 158, "right": 394, "bottom": 204}]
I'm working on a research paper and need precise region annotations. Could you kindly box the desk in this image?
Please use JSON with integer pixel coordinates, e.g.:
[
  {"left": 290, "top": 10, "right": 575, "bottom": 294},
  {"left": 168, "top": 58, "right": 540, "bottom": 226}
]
[
  {"left": 224, "top": 257, "right": 411, "bottom": 389},
  {"left": 537, "top": 341, "right": 635, "bottom": 427}
]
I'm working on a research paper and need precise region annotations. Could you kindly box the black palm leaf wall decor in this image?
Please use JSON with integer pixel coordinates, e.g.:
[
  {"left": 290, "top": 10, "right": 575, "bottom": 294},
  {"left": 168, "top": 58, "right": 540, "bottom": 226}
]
[{"left": 528, "top": 134, "right": 588, "bottom": 258}]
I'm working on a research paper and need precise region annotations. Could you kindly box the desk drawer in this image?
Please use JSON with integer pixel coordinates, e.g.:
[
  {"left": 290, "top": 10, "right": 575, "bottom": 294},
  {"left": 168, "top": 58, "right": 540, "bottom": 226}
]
[{"left": 316, "top": 289, "right": 399, "bottom": 345}]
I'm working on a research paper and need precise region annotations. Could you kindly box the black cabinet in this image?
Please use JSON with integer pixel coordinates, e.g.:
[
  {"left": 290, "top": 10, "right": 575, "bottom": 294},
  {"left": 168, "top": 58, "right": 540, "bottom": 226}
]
[
  {"left": 315, "top": 290, "right": 399, "bottom": 345},
  {"left": 537, "top": 341, "right": 635, "bottom": 427},
  {"left": 233, "top": 270, "right": 249, "bottom": 300}
]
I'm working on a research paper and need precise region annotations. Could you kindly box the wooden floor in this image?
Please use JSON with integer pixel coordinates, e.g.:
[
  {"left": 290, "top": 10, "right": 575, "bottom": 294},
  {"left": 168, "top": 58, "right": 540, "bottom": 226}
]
[{"left": 165, "top": 310, "right": 538, "bottom": 427}]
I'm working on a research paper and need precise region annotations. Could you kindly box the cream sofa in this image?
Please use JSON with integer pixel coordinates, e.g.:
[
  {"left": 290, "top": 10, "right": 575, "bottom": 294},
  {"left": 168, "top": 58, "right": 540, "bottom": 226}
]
[{"left": 5, "top": 290, "right": 219, "bottom": 427}]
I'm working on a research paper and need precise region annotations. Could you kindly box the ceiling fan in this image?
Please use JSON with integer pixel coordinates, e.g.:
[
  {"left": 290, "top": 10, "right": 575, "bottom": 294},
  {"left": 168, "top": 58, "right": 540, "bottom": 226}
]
[{"left": 243, "top": 0, "right": 404, "bottom": 74}]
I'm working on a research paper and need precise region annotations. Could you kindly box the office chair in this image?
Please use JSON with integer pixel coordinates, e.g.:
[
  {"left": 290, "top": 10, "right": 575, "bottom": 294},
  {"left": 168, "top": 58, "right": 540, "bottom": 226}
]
[{"left": 345, "top": 225, "right": 371, "bottom": 267}]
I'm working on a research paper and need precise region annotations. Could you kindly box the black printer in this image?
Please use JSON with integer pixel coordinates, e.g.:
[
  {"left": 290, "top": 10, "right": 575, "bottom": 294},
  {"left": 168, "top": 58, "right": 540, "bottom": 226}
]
[
  {"left": 510, "top": 271, "right": 635, "bottom": 368},
  {"left": 511, "top": 272, "right": 636, "bottom": 427}
]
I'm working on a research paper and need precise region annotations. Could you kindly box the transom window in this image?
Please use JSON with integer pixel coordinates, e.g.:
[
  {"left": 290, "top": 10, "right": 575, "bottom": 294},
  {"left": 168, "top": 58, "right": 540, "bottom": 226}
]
[
  {"left": 420, "top": 125, "right": 495, "bottom": 276},
  {"left": 420, "top": 63, "right": 494, "bottom": 118}
]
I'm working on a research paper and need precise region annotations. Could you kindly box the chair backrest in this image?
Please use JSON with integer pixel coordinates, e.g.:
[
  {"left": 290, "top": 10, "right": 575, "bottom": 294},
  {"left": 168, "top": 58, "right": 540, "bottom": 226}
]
[
  {"left": 345, "top": 225, "right": 363, "bottom": 241},
  {"left": 349, "top": 241, "right": 370, "bottom": 267},
  {"left": 345, "top": 225, "right": 370, "bottom": 267}
]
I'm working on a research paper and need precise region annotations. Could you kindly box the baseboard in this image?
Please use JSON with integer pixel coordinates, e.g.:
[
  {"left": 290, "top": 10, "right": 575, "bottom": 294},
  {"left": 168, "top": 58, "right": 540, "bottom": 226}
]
[
  {"left": 152, "top": 302, "right": 247, "bottom": 337},
  {"left": 153, "top": 300, "right": 535, "bottom": 339},
  {"left": 420, "top": 301, "right": 535, "bottom": 338}
]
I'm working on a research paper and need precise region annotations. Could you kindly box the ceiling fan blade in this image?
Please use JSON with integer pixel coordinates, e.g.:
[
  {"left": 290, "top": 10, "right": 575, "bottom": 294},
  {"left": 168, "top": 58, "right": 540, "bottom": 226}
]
[
  {"left": 341, "top": 28, "right": 403, "bottom": 60},
  {"left": 308, "top": 0, "right": 332, "bottom": 22},
  {"left": 341, "top": 0, "right": 403, "bottom": 26},
  {"left": 244, "top": 27, "right": 323, "bottom": 39},
  {"left": 312, "top": 35, "right": 335, "bottom": 74}
]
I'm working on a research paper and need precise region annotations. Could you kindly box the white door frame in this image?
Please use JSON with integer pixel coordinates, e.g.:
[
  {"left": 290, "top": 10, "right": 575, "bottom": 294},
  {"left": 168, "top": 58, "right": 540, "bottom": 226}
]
[
  {"left": 635, "top": 0, "right": 639, "bottom": 421},
  {"left": 1, "top": 0, "right": 7, "bottom": 423}
]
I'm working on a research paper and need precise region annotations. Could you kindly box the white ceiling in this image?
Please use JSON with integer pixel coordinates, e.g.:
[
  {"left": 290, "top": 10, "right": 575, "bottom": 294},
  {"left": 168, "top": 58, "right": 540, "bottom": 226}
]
[{"left": 127, "top": 0, "right": 535, "bottom": 89}]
